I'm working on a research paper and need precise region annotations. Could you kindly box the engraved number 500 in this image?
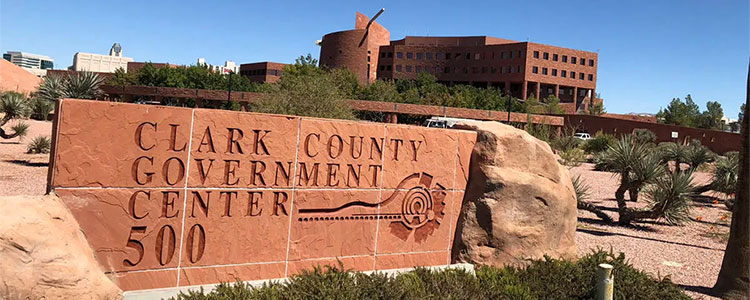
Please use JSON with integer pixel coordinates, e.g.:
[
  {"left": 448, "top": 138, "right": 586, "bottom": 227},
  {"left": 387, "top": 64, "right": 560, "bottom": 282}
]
[{"left": 123, "top": 224, "right": 205, "bottom": 267}]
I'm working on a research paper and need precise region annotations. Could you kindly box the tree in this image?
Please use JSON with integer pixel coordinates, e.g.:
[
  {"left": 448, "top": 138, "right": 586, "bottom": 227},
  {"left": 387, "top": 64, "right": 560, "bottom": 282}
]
[
  {"left": 713, "top": 62, "right": 749, "bottom": 299},
  {"left": 250, "top": 58, "right": 355, "bottom": 120},
  {"left": 739, "top": 103, "right": 746, "bottom": 130},
  {"left": 587, "top": 101, "right": 605, "bottom": 115},
  {"left": 698, "top": 101, "right": 724, "bottom": 130},
  {"left": 657, "top": 95, "right": 701, "bottom": 127},
  {"left": 0, "top": 92, "right": 30, "bottom": 139}
]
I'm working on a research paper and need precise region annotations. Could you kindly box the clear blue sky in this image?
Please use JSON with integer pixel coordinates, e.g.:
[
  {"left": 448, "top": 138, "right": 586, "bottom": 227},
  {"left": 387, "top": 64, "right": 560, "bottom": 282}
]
[{"left": 2, "top": 0, "right": 748, "bottom": 117}]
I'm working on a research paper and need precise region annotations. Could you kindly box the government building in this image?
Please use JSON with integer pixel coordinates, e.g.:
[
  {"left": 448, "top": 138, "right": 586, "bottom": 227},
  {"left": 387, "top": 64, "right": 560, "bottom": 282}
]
[{"left": 319, "top": 12, "right": 600, "bottom": 113}]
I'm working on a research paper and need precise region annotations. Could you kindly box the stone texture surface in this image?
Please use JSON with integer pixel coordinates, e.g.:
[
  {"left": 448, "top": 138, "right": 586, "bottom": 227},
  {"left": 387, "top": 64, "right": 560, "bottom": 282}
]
[
  {"left": 0, "top": 194, "right": 122, "bottom": 300},
  {"left": 49, "top": 99, "right": 476, "bottom": 291},
  {"left": 452, "top": 120, "right": 577, "bottom": 267}
]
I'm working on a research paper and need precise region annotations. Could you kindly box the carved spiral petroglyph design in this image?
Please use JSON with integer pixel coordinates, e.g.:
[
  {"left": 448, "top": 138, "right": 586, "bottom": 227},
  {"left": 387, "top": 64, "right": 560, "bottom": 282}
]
[{"left": 400, "top": 186, "right": 434, "bottom": 229}]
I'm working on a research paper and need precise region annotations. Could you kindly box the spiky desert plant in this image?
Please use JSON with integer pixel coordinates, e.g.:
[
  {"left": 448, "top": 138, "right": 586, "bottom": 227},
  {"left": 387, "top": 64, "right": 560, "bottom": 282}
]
[
  {"left": 641, "top": 171, "right": 696, "bottom": 225},
  {"left": 711, "top": 152, "right": 739, "bottom": 197},
  {"left": 684, "top": 141, "right": 716, "bottom": 172},
  {"left": 0, "top": 92, "right": 30, "bottom": 139},
  {"left": 63, "top": 71, "right": 104, "bottom": 99},
  {"left": 26, "top": 135, "right": 51, "bottom": 154},
  {"left": 598, "top": 136, "right": 666, "bottom": 224},
  {"left": 27, "top": 96, "right": 55, "bottom": 120},
  {"left": 658, "top": 142, "right": 689, "bottom": 173},
  {"left": 36, "top": 74, "right": 65, "bottom": 102},
  {"left": 572, "top": 175, "right": 613, "bottom": 223}
]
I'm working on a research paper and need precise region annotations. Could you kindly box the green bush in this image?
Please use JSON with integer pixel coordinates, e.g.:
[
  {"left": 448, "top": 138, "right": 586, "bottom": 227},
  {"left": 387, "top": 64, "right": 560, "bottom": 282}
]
[
  {"left": 27, "top": 97, "right": 55, "bottom": 120},
  {"left": 632, "top": 128, "right": 657, "bottom": 145},
  {"left": 559, "top": 148, "right": 586, "bottom": 167},
  {"left": 171, "top": 250, "right": 689, "bottom": 300},
  {"left": 26, "top": 136, "right": 51, "bottom": 154},
  {"left": 584, "top": 132, "right": 616, "bottom": 154}
]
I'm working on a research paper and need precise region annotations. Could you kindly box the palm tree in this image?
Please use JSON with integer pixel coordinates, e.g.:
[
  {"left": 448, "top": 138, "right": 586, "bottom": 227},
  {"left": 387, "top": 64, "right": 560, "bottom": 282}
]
[
  {"left": 0, "top": 92, "right": 30, "bottom": 139},
  {"left": 38, "top": 72, "right": 104, "bottom": 102},
  {"left": 713, "top": 62, "right": 749, "bottom": 299}
]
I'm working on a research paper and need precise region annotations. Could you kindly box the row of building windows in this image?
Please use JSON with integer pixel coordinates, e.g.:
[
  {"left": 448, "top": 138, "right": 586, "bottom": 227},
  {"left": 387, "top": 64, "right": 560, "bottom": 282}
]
[
  {"left": 385, "top": 64, "right": 523, "bottom": 75},
  {"left": 531, "top": 66, "right": 593, "bottom": 81},
  {"left": 382, "top": 50, "right": 526, "bottom": 61},
  {"left": 240, "top": 69, "right": 283, "bottom": 76},
  {"left": 532, "top": 51, "right": 595, "bottom": 67}
]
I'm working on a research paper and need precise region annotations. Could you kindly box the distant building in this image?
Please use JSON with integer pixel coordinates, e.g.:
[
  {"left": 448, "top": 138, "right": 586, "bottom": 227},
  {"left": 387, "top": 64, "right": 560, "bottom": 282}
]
[
  {"left": 3, "top": 51, "right": 54, "bottom": 77},
  {"left": 239, "top": 62, "right": 287, "bottom": 83},
  {"left": 319, "top": 12, "right": 600, "bottom": 113},
  {"left": 72, "top": 43, "right": 134, "bottom": 73},
  {"left": 197, "top": 58, "right": 240, "bottom": 74}
]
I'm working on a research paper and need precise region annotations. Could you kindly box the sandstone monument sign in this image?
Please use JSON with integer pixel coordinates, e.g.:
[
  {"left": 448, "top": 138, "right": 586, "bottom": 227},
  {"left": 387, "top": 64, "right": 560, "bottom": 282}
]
[{"left": 47, "top": 99, "right": 475, "bottom": 291}]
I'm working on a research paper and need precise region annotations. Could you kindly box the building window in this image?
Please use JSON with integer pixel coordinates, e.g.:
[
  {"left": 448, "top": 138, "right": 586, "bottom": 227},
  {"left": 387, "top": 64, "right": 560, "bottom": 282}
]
[
  {"left": 491, "top": 67, "right": 497, "bottom": 73},
  {"left": 416, "top": 66, "right": 422, "bottom": 72},
  {"left": 508, "top": 66, "right": 513, "bottom": 73},
  {"left": 426, "top": 53, "right": 432, "bottom": 60},
  {"left": 532, "top": 66, "right": 538, "bottom": 74},
  {"left": 455, "top": 53, "right": 461, "bottom": 59},
  {"left": 553, "top": 54, "right": 558, "bottom": 61},
  {"left": 406, "top": 65, "right": 413, "bottom": 72},
  {"left": 570, "top": 71, "right": 576, "bottom": 78},
  {"left": 589, "top": 60, "right": 594, "bottom": 67},
  {"left": 571, "top": 57, "right": 577, "bottom": 64},
  {"left": 552, "top": 69, "right": 557, "bottom": 76},
  {"left": 417, "top": 53, "right": 423, "bottom": 60},
  {"left": 444, "top": 67, "right": 450, "bottom": 73},
  {"left": 542, "top": 67, "right": 548, "bottom": 75},
  {"left": 380, "top": 52, "right": 386, "bottom": 58},
  {"left": 517, "top": 65, "right": 521, "bottom": 73},
  {"left": 482, "top": 66, "right": 487, "bottom": 73},
  {"left": 474, "top": 53, "right": 481, "bottom": 60},
  {"left": 465, "top": 53, "right": 471, "bottom": 60},
  {"left": 509, "top": 51, "right": 514, "bottom": 59},
  {"left": 396, "top": 65, "right": 402, "bottom": 71},
  {"left": 533, "top": 51, "right": 539, "bottom": 58},
  {"left": 463, "top": 67, "right": 468, "bottom": 74},
  {"left": 387, "top": 65, "right": 392, "bottom": 71},
  {"left": 387, "top": 52, "right": 393, "bottom": 58},
  {"left": 379, "top": 65, "right": 385, "bottom": 71},
  {"left": 580, "top": 58, "right": 585, "bottom": 65},
  {"left": 367, "top": 56, "right": 371, "bottom": 62},
  {"left": 397, "top": 52, "right": 403, "bottom": 59},
  {"left": 562, "top": 55, "right": 568, "bottom": 63},
  {"left": 407, "top": 52, "right": 413, "bottom": 59},
  {"left": 579, "top": 72, "right": 584, "bottom": 80},
  {"left": 561, "top": 70, "right": 567, "bottom": 77},
  {"left": 588, "top": 74, "right": 593, "bottom": 81},
  {"left": 543, "top": 52, "right": 549, "bottom": 60},
  {"left": 446, "top": 53, "right": 452, "bottom": 60},
  {"left": 517, "top": 50, "right": 522, "bottom": 58},
  {"left": 501, "top": 52, "right": 507, "bottom": 59}
]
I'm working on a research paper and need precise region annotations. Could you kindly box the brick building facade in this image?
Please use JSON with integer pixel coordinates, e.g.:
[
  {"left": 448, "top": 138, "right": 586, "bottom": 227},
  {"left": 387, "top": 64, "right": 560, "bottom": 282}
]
[
  {"left": 319, "top": 12, "right": 600, "bottom": 113},
  {"left": 239, "top": 62, "right": 286, "bottom": 83}
]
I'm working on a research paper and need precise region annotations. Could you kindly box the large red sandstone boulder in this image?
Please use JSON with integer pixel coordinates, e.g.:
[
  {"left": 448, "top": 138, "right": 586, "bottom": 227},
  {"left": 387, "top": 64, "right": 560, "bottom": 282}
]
[
  {"left": 0, "top": 195, "right": 122, "bottom": 300},
  {"left": 452, "top": 121, "right": 577, "bottom": 266}
]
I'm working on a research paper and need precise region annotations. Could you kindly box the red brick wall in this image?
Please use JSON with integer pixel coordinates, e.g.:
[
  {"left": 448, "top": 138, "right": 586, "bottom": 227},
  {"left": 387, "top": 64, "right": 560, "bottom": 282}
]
[{"left": 565, "top": 115, "right": 740, "bottom": 154}]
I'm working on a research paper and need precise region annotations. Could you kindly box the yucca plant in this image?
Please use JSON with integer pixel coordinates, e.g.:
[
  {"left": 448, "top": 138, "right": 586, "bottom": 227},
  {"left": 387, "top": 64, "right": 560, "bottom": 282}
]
[
  {"left": 572, "top": 175, "right": 613, "bottom": 222},
  {"left": 640, "top": 171, "right": 696, "bottom": 225},
  {"left": 37, "top": 72, "right": 103, "bottom": 102},
  {"left": 27, "top": 97, "right": 55, "bottom": 120},
  {"left": 658, "top": 142, "right": 689, "bottom": 173},
  {"left": 0, "top": 92, "right": 30, "bottom": 139},
  {"left": 684, "top": 141, "right": 716, "bottom": 172},
  {"left": 598, "top": 135, "right": 667, "bottom": 224},
  {"left": 26, "top": 136, "right": 51, "bottom": 154}
]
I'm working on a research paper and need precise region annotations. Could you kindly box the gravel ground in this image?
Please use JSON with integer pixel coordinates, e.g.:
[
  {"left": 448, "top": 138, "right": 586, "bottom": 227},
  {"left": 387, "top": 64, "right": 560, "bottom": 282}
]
[
  {"left": 571, "top": 163, "right": 730, "bottom": 300},
  {"left": 0, "top": 120, "right": 732, "bottom": 299},
  {"left": 0, "top": 119, "right": 51, "bottom": 196}
]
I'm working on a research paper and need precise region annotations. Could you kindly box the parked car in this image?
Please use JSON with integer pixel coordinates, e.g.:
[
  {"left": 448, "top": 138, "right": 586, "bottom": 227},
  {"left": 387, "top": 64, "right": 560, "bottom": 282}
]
[
  {"left": 423, "top": 117, "right": 475, "bottom": 128},
  {"left": 574, "top": 132, "right": 592, "bottom": 140}
]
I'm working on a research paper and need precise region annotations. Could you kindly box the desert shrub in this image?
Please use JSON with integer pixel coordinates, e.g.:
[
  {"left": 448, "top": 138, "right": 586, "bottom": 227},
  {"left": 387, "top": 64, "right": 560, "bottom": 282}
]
[
  {"left": 550, "top": 135, "right": 581, "bottom": 152},
  {"left": 643, "top": 171, "right": 696, "bottom": 224},
  {"left": 584, "top": 132, "right": 616, "bottom": 154},
  {"left": 171, "top": 250, "right": 689, "bottom": 300},
  {"left": 632, "top": 128, "right": 657, "bottom": 144},
  {"left": 573, "top": 175, "right": 613, "bottom": 222},
  {"left": 0, "top": 92, "right": 31, "bottom": 139},
  {"left": 26, "top": 136, "right": 51, "bottom": 154},
  {"left": 27, "top": 97, "right": 55, "bottom": 120},
  {"left": 683, "top": 141, "right": 715, "bottom": 172},
  {"left": 559, "top": 148, "right": 586, "bottom": 167}
]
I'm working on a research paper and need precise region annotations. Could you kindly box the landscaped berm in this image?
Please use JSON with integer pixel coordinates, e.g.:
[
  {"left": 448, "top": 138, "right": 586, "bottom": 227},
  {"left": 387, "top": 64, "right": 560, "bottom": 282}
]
[{"left": 1, "top": 98, "right": 724, "bottom": 299}]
